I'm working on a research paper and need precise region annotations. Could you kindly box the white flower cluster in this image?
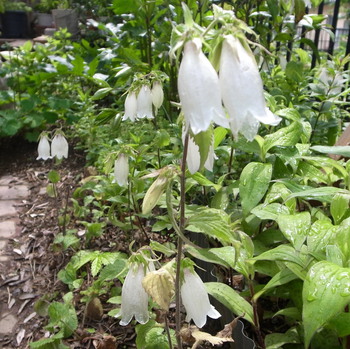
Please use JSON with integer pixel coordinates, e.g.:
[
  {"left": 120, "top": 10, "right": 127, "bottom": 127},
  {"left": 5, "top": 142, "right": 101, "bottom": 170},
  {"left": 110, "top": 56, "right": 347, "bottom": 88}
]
[
  {"left": 123, "top": 82, "right": 164, "bottom": 122},
  {"left": 119, "top": 263, "right": 220, "bottom": 328},
  {"left": 178, "top": 36, "right": 281, "bottom": 141},
  {"left": 36, "top": 132, "right": 69, "bottom": 160}
]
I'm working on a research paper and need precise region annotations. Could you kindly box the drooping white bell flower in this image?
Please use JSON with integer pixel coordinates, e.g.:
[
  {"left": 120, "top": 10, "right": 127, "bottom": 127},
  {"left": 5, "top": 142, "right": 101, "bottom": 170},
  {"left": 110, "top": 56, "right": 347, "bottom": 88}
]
[
  {"left": 137, "top": 85, "right": 154, "bottom": 119},
  {"left": 123, "top": 91, "right": 137, "bottom": 121},
  {"left": 36, "top": 134, "right": 51, "bottom": 160},
  {"left": 181, "top": 268, "right": 221, "bottom": 328},
  {"left": 178, "top": 38, "right": 229, "bottom": 135},
  {"left": 114, "top": 153, "right": 129, "bottom": 187},
  {"left": 51, "top": 133, "right": 68, "bottom": 159},
  {"left": 119, "top": 263, "right": 150, "bottom": 326},
  {"left": 219, "top": 35, "right": 281, "bottom": 141},
  {"left": 151, "top": 81, "right": 164, "bottom": 109}
]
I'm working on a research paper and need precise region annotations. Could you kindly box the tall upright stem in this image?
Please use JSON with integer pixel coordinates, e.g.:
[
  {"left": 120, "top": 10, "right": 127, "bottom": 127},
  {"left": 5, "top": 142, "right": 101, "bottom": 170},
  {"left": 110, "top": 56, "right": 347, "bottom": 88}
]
[{"left": 175, "top": 132, "right": 189, "bottom": 349}]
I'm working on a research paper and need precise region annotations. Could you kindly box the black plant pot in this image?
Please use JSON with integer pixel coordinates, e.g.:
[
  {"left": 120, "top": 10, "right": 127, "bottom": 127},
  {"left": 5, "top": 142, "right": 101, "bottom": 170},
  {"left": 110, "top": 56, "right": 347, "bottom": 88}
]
[{"left": 1, "top": 11, "right": 29, "bottom": 38}]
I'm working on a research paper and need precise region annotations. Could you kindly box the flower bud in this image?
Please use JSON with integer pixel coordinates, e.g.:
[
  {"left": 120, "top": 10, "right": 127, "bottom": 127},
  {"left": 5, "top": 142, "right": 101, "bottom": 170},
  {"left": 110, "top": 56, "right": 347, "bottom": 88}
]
[
  {"left": 219, "top": 35, "right": 281, "bottom": 141},
  {"left": 36, "top": 134, "right": 51, "bottom": 160},
  {"left": 51, "top": 133, "right": 68, "bottom": 159},
  {"left": 151, "top": 81, "right": 164, "bottom": 109},
  {"left": 178, "top": 38, "right": 228, "bottom": 135}
]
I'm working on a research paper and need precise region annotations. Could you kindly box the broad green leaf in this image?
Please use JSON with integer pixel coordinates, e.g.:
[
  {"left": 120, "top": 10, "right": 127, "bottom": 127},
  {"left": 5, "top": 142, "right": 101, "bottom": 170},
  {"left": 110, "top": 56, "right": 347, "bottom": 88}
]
[
  {"left": 239, "top": 162, "right": 272, "bottom": 217},
  {"left": 333, "top": 218, "right": 350, "bottom": 267},
  {"left": 302, "top": 261, "right": 350, "bottom": 348},
  {"left": 251, "top": 203, "right": 289, "bottom": 221},
  {"left": 330, "top": 193, "right": 350, "bottom": 225},
  {"left": 328, "top": 312, "right": 350, "bottom": 337},
  {"left": 286, "top": 187, "right": 349, "bottom": 204},
  {"left": 205, "top": 282, "right": 254, "bottom": 324},
  {"left": 252, "top": 245, "right": 305, "bottom": 267},
  {"left": 186, "top": 208, "right": 233, "bottom": 244},
  {"left": 99, "top": 259, "right": 127, "bottom": 281},
  {"left": 91, "top": 87, "right": 113, "bottom": 100},
  {"left": 193, "top": 127, "right": 212, "bottom": 169},
  {"left": 191, "top": 172, "right": 221, "bottom": 191},
  {"left": 254, "top": 268, "right": 298, "bottom": 300},
  {"left": 209, "top": 246, "right": 236, "bottom": 269},
  {"left": 277, "top": 212, "right": 311, "bottom": 250},
  {"left": 265, "top": 327, "right": 301, "bottom": 349},
  {"left": 213, "top": 127, "right": 228, "bottom": 148},
  {"left": 274, "top": 307, "right": 301, "bottom": 320},
  {"left": 307, "top": 220, "right": 336, "bottom": 254},
  {"left": 311, "top": 145, "right": 350, "bottom": 157},
  {"left": 185, "top": 245, "right": 231, "bottom": 268},
  {"left": 297, "top": 161, "right": 328, "bottom": 184},
  {"left": 263, "top": 122, "right": 302, "bottom": 154}
]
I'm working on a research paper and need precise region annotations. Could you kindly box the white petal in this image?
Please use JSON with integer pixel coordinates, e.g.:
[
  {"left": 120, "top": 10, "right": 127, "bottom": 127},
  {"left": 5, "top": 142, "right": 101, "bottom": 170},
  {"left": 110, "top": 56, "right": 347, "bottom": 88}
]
[
  {"left": 186, "top": 136, "right": 201, "bottom": 174},
  {"left": 51, "top": 134, "right": 68, "bottom": 159},
  {"left": 204, "top": 141, "right": 215, "bottom": 172},
  {"left": 178, "top": 39, "right": 228, "bottom": 135},
  {"left": 123, "top": 92, "right": 137, "bottom": 121},
  {"left": 114, "top": 154, "right": 129, "bottom": 187},
  {"left": 181, "top": 269, "right": 221, "bottom": 328},
  {"left": 151, "top": 82, "right": 164, "bottom": 109},
  {"left": 120, "top": 264, "right": 149, "bottom": 326},
  {"left": 137, "top": 85, "right": 154, "bottom": 119},
  {"left": 36, "top": 136, "right": 51, "bottom": 160},
  {"left": 220, "top": 35, "right": 281, "bottom": 140}
]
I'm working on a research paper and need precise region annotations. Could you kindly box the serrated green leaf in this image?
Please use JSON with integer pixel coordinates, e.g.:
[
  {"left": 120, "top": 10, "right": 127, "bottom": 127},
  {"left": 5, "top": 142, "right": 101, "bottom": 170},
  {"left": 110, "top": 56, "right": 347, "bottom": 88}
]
[
  {"left": 186, "top": 208, "right": 233, "bottom": 244},
  {"left": 307, "top": 220, "right": 337, "bottom": 254},
  {"left": 251, "top": 203, "right": 290, "bottom": 221},
  {"left": 205, "top": 282, "right": 254, "bottom": 324},
  {"left": 303, "top": 261, "right": 350, "bottom": 348}
]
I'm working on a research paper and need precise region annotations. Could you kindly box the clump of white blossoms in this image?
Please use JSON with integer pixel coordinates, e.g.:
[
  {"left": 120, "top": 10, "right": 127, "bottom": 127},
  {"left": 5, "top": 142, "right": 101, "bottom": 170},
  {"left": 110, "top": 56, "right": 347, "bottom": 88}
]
[
  {"left": 51, "top": 133, "right": 69, "bottom": 159},
  {"left": 113, "top": 153, "right": 129, "bottom": 187},
  {"left": 219, "top": 35, "right": 281, "bottom": 141},
  {"left": 178, "top": 38, "right": 229, "bottom": 135},
  {"left": 181, "top": 267, "right": 221, "bottom": 328},
  {"left": 37, "top": 133, "right": 51, "bottom": 160},
  {"left": 119, "top": 261, "right": 154, "bottom": 326}
]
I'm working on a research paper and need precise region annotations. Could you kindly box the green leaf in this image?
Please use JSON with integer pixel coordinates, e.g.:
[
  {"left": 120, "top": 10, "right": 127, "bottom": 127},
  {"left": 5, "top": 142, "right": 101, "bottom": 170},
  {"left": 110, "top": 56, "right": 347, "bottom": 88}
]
[
  {"left": 209, "top": 246, "right": 236, "bottom": 269},
  {"left": 330, "top": 193, "right": 350, "bottom": 225},
  {"left": 277, "top": 212, "right": 311, "bottom": 250},
  {"left": 254, "top": 268, "right": 298, "bottom": 300},
  {"left": 193, "top": 127, "right": 212, "bottom": 169},
  {"left": 186, "top": 208, "right": 233, "bottom": 244},
  {"left": 205, "top": 282, "right": 254, "bottom": 324},
  {"left": 252, "top": 245, "right": 305, "bottom": 267},
  {"left": 263, "top": 122, "right": 302, "bottom": 155},
  {"left": 91, "top": 87, "right": 113, "bottom": 100},
  {"left": 307, "top": 220, "right": 336, "bottom": 254},
  {"left": 251, "top": 203, "right": 290, "bottom": 221},
  {"left": 286, "top": 187, "right": 349, "bottom": 204},
  {"left": 213, "top": 127, "right": 228, "bottom": 148},
  {"left": 302, "top": 261, "right": 350, "bottom": 348},
  {"left": 265, "top": 327, "right": 301, "bottom": 349},
  {"left": 311, "top": 145, "right": 350, "bottom": 157},
  {"left": 191, "top": 172, "right": 221, "bottom": 191},
  {"left": 185, "top": 245, "right": 231, "bottom": 268},
  {"left": 48, "top": 170, "right": 60, "bottom": 184},
  {"left": 328, "top": 312, "right": 350, "bottom": 337},
  {"left": 239, "top": 162, "right": 272, "bottom": 217}
]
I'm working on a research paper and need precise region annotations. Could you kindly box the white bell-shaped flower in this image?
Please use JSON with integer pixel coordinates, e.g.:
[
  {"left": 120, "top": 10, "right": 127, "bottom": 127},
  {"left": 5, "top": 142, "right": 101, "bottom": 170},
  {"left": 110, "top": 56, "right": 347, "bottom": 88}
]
[
  {"left": 151, "top": 81, "right": 164, "bottom": 109},
  {"left": 181, "top": 268, "right": 221, "bottom": 328},
  {"left": 36, "top": 134, "right": 51, "bottom": 160},
  {"left": 51, "top": 133, "right": 68, "bottom": 159},
  {"left": 114, "top": 153, "right": 129, "bottom": 187},
  {"left": 137, "top": 85, "right": 154, "bottom": 119},
  {"left": 120, "top": 263, "right": 150, "bottom": 326},
  {"left": 219, "top": 35, "right": 281, "bottom": 141},
  {"left": 123, "top": 91, "right": 137, "bottom": 121},
  {"left": 178, "top": 38, "right": 229, "bottom": 135}
]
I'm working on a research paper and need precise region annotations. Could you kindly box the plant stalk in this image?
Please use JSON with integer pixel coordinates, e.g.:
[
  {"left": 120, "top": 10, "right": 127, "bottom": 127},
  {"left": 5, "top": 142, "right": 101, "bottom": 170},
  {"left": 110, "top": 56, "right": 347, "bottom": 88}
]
[{"left": 175, "top": 132, "right": 189, "bottom": 349}]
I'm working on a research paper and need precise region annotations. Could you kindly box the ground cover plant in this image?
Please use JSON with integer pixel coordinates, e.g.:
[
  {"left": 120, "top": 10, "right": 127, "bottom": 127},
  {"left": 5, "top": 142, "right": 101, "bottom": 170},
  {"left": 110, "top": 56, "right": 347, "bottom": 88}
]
[{"left": 1, "top": 0, "right": 350, "bottom": 348}]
